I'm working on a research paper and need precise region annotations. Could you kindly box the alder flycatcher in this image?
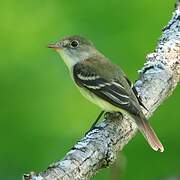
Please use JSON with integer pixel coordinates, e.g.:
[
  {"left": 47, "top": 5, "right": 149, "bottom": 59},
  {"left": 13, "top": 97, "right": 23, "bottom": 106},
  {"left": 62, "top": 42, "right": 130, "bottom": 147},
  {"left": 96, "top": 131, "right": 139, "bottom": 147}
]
[{"left": 48, "top": 35, "right": 164, "bottom": 152}]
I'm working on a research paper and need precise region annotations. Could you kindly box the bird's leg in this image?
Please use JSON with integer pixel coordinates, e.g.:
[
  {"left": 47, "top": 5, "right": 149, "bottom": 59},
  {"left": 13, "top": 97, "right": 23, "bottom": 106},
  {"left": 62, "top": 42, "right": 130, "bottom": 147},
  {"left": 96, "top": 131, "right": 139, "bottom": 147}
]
[
  {"left": 85, "top": 111, "right": 123, "bottom": 135},
  {"left": 85, "top": 110, "right": 105, "bottom": 135}
]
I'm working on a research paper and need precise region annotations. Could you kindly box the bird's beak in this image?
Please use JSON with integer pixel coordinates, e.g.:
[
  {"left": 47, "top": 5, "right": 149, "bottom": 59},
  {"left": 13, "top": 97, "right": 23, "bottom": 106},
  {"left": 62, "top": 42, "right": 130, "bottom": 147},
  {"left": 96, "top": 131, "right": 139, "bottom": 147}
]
[{"left": 48, "top": 43, "right": 61, "bottom": 50}]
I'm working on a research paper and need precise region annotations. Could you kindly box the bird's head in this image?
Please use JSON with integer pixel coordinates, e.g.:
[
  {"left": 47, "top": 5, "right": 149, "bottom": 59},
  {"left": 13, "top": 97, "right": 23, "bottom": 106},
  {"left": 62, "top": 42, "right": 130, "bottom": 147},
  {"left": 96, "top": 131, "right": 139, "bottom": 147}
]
[{"left": 48, "top": 35, "right": 96, "bottom": 69}]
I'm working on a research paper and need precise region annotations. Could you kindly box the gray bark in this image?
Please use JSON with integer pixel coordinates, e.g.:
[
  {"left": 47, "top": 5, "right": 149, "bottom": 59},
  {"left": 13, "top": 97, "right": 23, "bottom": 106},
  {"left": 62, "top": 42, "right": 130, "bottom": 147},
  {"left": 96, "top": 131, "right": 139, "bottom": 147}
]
[{"left": 23, "top": 2, "right": 180, "bottom": 180}]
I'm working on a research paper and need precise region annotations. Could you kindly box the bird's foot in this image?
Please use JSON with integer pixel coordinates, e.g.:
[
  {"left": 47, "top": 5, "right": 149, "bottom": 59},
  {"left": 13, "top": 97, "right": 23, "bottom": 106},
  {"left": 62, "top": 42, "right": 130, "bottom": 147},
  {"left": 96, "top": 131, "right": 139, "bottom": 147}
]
[{"left": 105, "top": 112, "right": 123, "bottom": 120}]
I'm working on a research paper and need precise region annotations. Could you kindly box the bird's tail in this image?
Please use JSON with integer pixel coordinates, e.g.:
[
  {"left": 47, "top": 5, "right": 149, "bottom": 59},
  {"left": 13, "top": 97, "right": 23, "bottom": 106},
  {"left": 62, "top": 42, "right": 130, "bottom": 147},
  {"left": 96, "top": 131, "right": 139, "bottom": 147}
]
[{"left": 132, "top": 114, "right": 164, "bottom": 152}]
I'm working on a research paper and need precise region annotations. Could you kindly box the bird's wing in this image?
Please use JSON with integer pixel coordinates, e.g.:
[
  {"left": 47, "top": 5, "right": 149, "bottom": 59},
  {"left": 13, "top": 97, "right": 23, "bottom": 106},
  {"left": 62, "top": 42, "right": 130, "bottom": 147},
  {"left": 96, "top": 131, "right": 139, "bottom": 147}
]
[
  {"left": 73, "top": 61, "right": 140, "bottom": 115},
  {"left": 124, "top": 76, "right": 148, "bottom": 111}
]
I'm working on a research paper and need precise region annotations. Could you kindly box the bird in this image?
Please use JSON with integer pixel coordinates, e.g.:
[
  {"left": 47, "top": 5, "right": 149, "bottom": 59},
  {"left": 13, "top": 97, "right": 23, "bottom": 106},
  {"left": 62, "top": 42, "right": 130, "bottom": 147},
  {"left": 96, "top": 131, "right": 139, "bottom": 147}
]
[{"left": 48, "top": 35, "right": 164, "bottom": 152}]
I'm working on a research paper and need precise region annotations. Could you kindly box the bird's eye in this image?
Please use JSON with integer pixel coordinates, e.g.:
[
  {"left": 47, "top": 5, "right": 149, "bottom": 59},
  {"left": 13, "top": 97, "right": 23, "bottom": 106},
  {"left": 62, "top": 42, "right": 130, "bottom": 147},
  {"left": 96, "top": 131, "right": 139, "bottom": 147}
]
[{"left": 70, "top": 40, "right": 79, "bottom": 48}]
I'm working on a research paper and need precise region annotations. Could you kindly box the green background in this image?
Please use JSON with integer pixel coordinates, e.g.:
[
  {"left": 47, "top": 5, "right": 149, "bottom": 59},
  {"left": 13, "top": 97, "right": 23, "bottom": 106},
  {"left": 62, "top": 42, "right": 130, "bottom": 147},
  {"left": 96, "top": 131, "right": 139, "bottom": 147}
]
[{"left": 0, "top": 0, "right": 179, "bottom": 179}]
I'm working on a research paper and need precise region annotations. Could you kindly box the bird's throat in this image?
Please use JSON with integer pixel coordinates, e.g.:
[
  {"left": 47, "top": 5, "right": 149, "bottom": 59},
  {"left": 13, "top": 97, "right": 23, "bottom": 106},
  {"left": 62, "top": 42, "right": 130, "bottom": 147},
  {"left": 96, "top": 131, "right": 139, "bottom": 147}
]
[{"left": 57, "top": 50, "right": 77, "bottom": 71}]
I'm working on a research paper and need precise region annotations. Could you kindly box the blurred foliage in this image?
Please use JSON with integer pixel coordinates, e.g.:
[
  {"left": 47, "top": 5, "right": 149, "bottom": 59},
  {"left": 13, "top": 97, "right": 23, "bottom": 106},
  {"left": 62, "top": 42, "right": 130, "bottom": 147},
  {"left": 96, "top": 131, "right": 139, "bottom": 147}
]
[{"left": 0, "top": 0, "right": 179, "bottom": 179}]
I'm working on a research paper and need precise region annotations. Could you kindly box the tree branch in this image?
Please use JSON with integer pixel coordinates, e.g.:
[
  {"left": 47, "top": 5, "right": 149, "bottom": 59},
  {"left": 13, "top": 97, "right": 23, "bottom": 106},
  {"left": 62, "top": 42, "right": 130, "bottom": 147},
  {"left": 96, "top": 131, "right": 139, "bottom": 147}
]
[{"left": 24, "top": 2, "right": 180, "bottom": 180}]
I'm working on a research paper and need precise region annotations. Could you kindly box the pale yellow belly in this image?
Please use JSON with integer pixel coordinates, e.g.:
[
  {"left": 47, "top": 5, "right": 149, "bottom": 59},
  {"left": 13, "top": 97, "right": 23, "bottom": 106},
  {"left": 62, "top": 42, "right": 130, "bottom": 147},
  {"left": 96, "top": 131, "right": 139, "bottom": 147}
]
[{"left": 78, "top": 87, "right": 121, "bottom": 112}]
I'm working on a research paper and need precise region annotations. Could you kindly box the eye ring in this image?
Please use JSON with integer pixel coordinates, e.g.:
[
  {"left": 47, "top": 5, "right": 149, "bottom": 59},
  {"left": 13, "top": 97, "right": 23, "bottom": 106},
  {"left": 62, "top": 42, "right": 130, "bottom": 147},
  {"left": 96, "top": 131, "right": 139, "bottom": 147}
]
[{"left": 70, "top": 40, "right": 79, "bottom": 48}]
